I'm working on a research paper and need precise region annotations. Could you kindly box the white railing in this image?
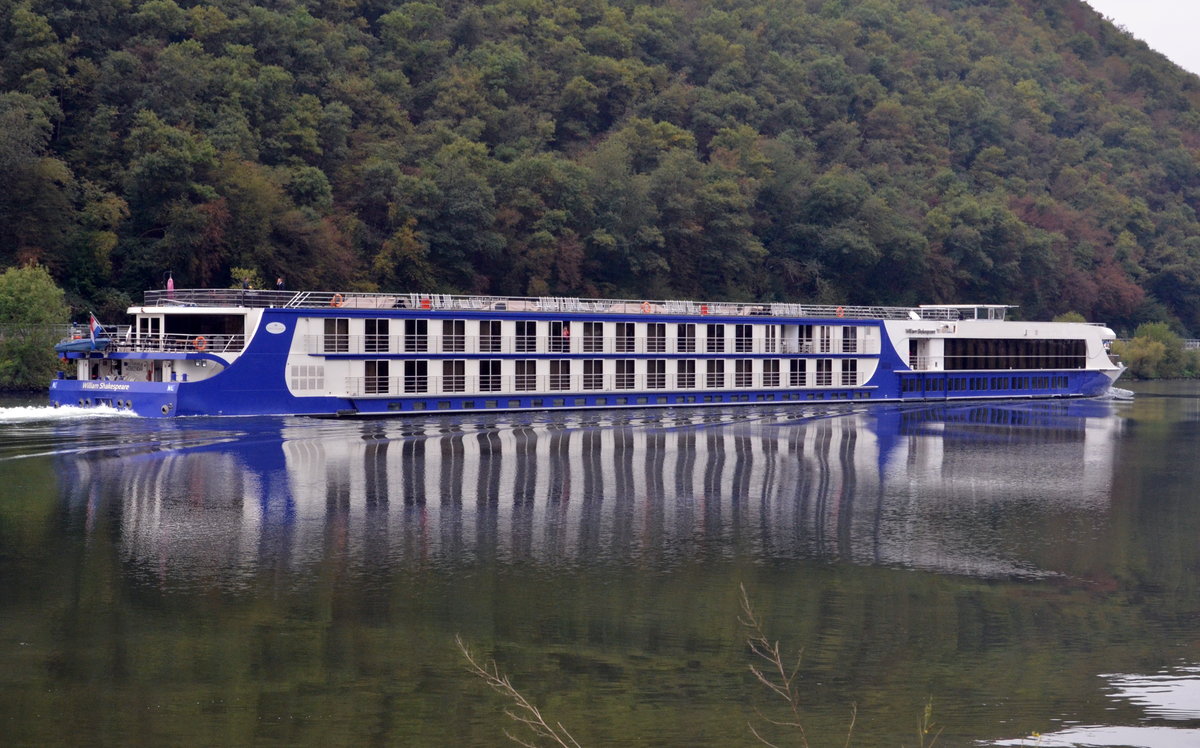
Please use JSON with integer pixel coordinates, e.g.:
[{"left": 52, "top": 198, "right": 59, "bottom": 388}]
[
  {"left": 145, "top": 288, "right": 969, "bottom": 321},
  {"left": 340, "top": 371, "right": 860, "bottom": 397},
  {"left": 110, "top": 332, "right": 246, "bottom": 353},
  {"left": 110, "top": 336, "right": 246, "bottom": 355},
  {"left": 306, "top": 334, "right": 877, "bottom": 356}
]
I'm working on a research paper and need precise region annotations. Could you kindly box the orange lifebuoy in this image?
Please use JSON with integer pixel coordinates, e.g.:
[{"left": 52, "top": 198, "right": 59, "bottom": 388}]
[
  {"left": 420, "top": 297, "right": 431, "bottom": 310},
  {"left": 330, "top": 293, "right": 344, "bottom": 308},
  {"left": 192, "top": 336, "right": 207, "bottom": 351},
  {"left": 700, "top": 304, "right": 709, "bottom": 315},
  {"left": 836, "top": 306, "right": 844, "bottom": 318},
  {"left": 641, "top": 301, "right": 651, "bottom": 313}
]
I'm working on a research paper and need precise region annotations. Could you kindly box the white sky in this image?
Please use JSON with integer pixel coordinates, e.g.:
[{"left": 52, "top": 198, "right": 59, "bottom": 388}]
[{"left": 1085, "top": 1, "right": 1200, "bottom": 76}]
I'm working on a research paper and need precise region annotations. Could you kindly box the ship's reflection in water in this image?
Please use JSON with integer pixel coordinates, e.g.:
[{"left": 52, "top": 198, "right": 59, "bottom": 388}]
[{"left": 59, "top": 400, "right": 1121, "bottom": 587}]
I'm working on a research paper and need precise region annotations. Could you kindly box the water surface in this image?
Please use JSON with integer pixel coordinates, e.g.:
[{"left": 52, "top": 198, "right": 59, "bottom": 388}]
[{"left": 2, "top": 385, "right": 1199, "bottom": 746}]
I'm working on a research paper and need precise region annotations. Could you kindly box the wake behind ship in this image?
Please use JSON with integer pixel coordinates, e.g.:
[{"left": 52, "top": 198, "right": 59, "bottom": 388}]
[{"left": 50, "top": 289, "right": 1125, "bottom": 417}]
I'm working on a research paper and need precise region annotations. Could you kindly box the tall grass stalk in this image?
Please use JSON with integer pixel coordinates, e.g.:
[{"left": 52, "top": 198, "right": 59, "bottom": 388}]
[
  {"left": 739, "top": 582, "right": 857, "bottom": 747},
  {"left": 455, "top": 634, "right": 582, "bottom": 748}
]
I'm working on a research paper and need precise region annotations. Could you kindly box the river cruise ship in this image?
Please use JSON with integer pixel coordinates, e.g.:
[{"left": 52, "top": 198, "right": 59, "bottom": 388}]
[{"left": 50, "top": 289, "right": 1125, "bottom": 417}]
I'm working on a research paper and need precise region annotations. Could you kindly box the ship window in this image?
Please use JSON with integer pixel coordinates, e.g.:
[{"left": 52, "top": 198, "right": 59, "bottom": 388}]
[
  {"left": 583, "top": 360, "right": 604, "bottom": 390},
  {"left": 161, "top": 313, "right": 246, "bottom": 341},
  {"left": 365, "top": 319, "right": 390, "bottom": 352},
  {"left": 515, "top": 320, "right": 537, "bottom": 352},
  {"left": 764, "top": 325, "right": 778, "bottom": 353},
  {"left": 816, "top": 359, "right": 832, "bottom": 386},
  {"left": 443, "top": 320, "right": 465, "bottom": 352},
  {"left": 137, "top": 316, "right": 161, "bottom": 339},
  {"left": 583, "top": 322, "right": 604, "bottom": 352},
  {"left": 842, "top": 326, "right": 857, "bottom": 353},
  {"left": 515, "top": 360, "right": 537, "bottom": 391},
  {"left": 366, "top": 360, "right": 389, "bottom": 394},
  {"left": 403, "top": 360, "right": 427, "bottom": 393},
  {"left": 841, "top": 360, "right": 858, "bottom": 386},
  {"left": 480, "top": 320, "right": 502, "bottom": 352},
  {"left": 944, "top": 338, "right": 1087, "bottom": 371},
  {"left": 549, "top": 360, "right": 570, "bottom": 390},
  {"left": 819, "top": 327, "right": 832, "bottom": 353},
  {"left": 797, "top": 325, "right": 813, "bottom": 353},
  {"left": 735, "top": 359, "right": 752, "bottom": 388},
  {"left": 677, "top": 323, "right": 696, "bottom": 353},
  {"left": 616, "top": 322, "right": 636, "bottom": 353},
  {"left": 443, "top": 360, "right": 465, "bottom": 392},
  {"left": 706, "top": 324, "right": 725, "bottom": 352},
  {"left": 290, "top": 364, "right": 324, "bottom": 391},
  {"left": 479, "top": 360, "right": 501, "bottom": 391},
  {"left": 550, "top": 321, "right": 570, "bottom": 352},
  {"left": 677, "top": 360, "right": 696, "bottom": 388},
  {"left": 647, "top": 323, "right": 666, "bottom": 353},
  {"left": 763, "top": 359, "right": 779, "bottom": 387},
  {"left": 404, "top": 319, "right": 427, "bottom": 352},
  {"left": 615, "top": 359, "right": 635, "bottom": 389},
  {"left": 706, "top": 360, "right": 725, "bottom": 388},
  {"left": 323, "top": 318, "right": 349, "bottom": 353},
  {"left": 647, "top": 360, "right": 666, "bottom": 388},
  {"left": 789, "top": 359, "right": 806, "bottom": 387},
  {"left": 735, "top": 324, "right": 752, "bottom": 353}
]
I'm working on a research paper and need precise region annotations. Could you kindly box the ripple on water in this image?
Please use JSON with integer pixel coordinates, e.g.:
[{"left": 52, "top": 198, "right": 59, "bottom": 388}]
[
  {"left": 0, "top": 404, "right": 134, "bottom": 424},
  {"left": 1104, "top": 665, "right": 1200, "bottom": 720}
]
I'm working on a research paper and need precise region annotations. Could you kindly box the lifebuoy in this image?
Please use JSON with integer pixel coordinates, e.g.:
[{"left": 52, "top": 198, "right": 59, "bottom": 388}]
[
  {"left": 192, "top": 336, "right": 207, "bottom": 351},
  {"left": 330, "top": 293, "right": 344, "bottom": 308},
  {"left": 700, "top": 304, "right": 709, "bottom": 315},
  {"left": 420, "top": 297, "right": 431, "bottom": 310},
  {"left": 836, "top": 306, "right": 844, "bottom": 318},
  {"left": 641, "top": 301, "right": 651, "bottom": 313}
]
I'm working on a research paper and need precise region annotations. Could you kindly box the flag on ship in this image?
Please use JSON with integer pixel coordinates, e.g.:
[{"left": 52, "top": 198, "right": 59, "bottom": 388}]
[{"left": 89, "top": 313, "right": 105, "bottom": 343}]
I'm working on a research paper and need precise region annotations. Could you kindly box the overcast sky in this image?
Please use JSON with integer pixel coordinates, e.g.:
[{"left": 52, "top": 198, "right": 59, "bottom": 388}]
[{"left": 1085, "top": 1, "right": 1200, "bottom": 76}]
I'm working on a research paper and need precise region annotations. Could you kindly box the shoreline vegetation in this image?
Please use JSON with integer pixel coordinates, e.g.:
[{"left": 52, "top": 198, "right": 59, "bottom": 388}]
[{"left": 1111, "top": 322, "right": 1200, "bottom": 380}]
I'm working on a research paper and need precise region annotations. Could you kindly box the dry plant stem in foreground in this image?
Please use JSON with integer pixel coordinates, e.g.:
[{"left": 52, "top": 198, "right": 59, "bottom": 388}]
[
  {"left": 917, "top": 696, "right": 943, "bottom": 748},
  {"left": 739, "top": 583, "right": 857, "bottom": 748},
  {"left": 456, "top": 634, "right": 582, "bottom": 748}
]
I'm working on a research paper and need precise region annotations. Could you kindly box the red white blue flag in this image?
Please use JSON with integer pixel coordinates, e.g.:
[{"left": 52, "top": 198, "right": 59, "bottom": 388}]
[{"left": 89, "top": 313, "right": 104, "bottom": 342}]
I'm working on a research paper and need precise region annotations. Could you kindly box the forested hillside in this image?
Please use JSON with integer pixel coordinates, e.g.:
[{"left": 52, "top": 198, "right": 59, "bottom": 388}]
[{"left": 3, "top": 0, "right": 1200, "bottom": 334}]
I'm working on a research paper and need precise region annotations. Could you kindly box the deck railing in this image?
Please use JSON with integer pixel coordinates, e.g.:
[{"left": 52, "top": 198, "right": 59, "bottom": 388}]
[
  {"left": 143, "top": 289, "right": 970, "bottom": 321},
  {"left": 339, "top": 371, "right": 859, "bottom": 397},
  {"left": 104, "top": 330, "right": 246, "bottom": 353},
  {"left": 302, "top": 334, "right": 877, "bottom": 356}
]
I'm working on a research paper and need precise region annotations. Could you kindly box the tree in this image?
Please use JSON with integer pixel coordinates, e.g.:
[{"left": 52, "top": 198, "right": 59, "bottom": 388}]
[{"left": 0, "top": 264, "right": 69, "bottom": 390}]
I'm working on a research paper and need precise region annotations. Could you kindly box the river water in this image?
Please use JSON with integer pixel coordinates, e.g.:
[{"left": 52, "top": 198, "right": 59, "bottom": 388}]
[{"left": 1, "top": 383, "right": 1198, "bottom": 746}]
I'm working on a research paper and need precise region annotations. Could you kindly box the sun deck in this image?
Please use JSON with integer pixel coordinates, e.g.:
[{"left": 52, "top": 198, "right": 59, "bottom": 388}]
[{"left": 142, "top": 289, "right": 978, "bottom": 321}]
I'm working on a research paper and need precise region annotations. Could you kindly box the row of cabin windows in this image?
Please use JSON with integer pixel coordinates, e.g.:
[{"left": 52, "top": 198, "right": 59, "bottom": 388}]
[
  {"left": 325, "top": 319, "right": 857, "bottom": 354},
  {"left": 943, "top": 338, "right": 1086, "bottom": 370},
  {"left": 900, "top": 374, "right": 1071, "bottom": 393},
  {"left": 361, "top": 358, "right": 855, "bottom": 395}
]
